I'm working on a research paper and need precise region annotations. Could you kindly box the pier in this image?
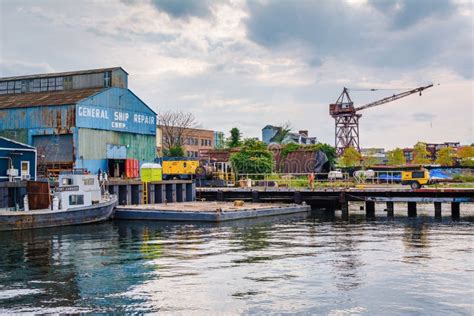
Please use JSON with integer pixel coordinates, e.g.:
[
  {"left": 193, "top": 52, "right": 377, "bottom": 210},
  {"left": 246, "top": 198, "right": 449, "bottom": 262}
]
[
  {"left": 197, "top": 187, "right": 474, "bottom": 219},
  {"left": 107, "top": 179, "right": 196, "bottom": 205}
]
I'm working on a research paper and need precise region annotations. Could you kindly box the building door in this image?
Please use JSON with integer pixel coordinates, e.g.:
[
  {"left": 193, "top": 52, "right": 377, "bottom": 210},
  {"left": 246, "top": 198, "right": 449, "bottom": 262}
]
[{"left": 33, "top": 134, "right": 73, "bottom": 176}]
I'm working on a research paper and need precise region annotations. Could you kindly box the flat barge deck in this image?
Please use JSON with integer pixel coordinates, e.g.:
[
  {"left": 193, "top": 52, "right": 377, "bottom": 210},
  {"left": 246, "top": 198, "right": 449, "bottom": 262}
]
[{"left": 114, "top": 201, "right": 310, "bottom": 222}]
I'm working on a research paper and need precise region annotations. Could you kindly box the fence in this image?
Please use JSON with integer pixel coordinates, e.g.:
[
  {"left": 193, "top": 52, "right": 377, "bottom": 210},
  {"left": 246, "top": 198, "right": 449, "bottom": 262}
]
[{"left": 234, "top": 172, "right": 351, "bottom": 189}]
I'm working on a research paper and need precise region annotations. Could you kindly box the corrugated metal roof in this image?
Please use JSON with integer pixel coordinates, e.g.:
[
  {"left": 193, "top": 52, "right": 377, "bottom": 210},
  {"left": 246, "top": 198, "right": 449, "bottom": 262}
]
[
  {"left": 0, "top": 66, "right": 128, "bottom": 81},
  {"left": 0, "top": 88, "right": 104, "bottom": 109}
]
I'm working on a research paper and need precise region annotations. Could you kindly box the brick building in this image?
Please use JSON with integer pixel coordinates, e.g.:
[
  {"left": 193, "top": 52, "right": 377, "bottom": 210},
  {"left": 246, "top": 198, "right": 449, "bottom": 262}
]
[{"left": 157, "top": 127, "right": 224, "bottom": 158}]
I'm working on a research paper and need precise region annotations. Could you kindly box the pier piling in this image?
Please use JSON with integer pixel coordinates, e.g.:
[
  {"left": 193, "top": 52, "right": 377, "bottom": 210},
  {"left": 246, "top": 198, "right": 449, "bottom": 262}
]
[
  {"left": 434, "top": 202, "right": 442, "bottom": 219},
  {"left": 407, "top": 202, "right": 417, "bottom": 217},
  {"left": 386, "top": 201, "right": 394, "bottom": 217},
  {"left": 451, "top": 202, "right": 460, "bottom": 219},
  {"left": 366, "top": 201, "right": 375, "bottom": 219}
]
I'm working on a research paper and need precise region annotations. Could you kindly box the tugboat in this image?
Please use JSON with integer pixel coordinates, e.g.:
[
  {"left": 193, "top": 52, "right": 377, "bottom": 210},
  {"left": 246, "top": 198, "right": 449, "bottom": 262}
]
[{"left": 0, "top": 171, "right": 117, "bottom": 231}]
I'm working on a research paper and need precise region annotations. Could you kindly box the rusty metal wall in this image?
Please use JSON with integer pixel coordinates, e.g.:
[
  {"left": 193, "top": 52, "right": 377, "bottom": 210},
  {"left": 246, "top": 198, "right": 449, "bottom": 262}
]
[
  {"left": 33, "top": 134, "right": 73, "bottom": 163},
  {"left": 27, "top": 181, "right": 50, "bottom": 210},
  {"left": 272, "top": 148, "right": 318, "bottom": 173},
  {"left": 0, "top": 105, "right": 75, "bottom": 130}
]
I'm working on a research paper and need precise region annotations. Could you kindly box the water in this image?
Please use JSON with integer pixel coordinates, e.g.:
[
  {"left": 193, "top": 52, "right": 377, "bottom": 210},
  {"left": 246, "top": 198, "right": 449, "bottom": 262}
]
[{"left": 0, "top": 209, "right": 473, "bottom": 314}]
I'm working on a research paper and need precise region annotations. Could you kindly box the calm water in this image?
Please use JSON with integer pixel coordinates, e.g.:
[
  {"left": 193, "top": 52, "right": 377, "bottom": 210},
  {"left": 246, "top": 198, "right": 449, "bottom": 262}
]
[{"left": 0, "top": 208, "right": 473, "bottom": 314}]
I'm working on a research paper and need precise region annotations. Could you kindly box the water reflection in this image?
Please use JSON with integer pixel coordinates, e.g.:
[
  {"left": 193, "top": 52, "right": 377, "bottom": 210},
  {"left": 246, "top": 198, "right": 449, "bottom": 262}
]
[
  {"left": 0, "top": 211, "right": 472, "bottom": 314},
  {"left": 402, "top": 222, "right": 431, "bottom": 264}
]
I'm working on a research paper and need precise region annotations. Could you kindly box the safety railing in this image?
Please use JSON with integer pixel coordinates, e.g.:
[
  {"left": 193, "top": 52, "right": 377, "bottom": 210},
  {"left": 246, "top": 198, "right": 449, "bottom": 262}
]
[{"left": 234, "top": 172, "right": 351, "bottom": 190}]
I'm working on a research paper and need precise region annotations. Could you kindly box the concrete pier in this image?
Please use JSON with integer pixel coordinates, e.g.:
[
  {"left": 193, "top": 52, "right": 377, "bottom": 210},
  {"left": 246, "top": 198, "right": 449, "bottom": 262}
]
[{"left": 108, "top": 180, "right": 195, "bottom": 206}]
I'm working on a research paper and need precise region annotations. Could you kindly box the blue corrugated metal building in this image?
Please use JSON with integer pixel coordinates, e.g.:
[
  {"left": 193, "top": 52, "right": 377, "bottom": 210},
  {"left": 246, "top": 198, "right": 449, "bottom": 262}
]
[
  {"left": 0, "top": 137, "right": 36, "bottom": 182},
  {"left": 0, "top": 67, "right": 156, "bottom": 177}
]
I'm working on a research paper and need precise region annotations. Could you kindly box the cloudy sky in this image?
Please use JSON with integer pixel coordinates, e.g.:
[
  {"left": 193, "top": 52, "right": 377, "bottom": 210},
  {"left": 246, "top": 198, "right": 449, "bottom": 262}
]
[{"left": 0, "top": 0, "right": 472, "bottom": 148}]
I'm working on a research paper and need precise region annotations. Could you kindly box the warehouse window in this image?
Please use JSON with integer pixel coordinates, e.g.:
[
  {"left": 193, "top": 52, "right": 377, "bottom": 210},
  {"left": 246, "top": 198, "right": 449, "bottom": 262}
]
[
  {"left": 104, "top": 71, "right": 111, "bottom": 87},
  {"left": 31, "top": 79, "right": 41, "bottom": 92},
  {"left": 0, "top": 82, "right": 6, "bottom": 94},
  {"left": 40, "top": 79, "right": 48, "bottom": 91}
]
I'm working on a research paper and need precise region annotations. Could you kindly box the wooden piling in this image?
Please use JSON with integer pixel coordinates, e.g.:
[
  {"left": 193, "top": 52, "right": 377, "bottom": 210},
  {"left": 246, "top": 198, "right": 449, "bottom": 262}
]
[
  {"left": 340, "top": 192, "right": 349, "bottom": 220},
  {"left": 451, "top": 202, "right": 460, "bottom": 219},
  {"left": 434, "top": 202, "right": 442, "bottom": 218},
  {"left": 407, "top": 202, "right": 417, "bottom": 217},
  {"left": 386, "top": 201, "right": 394, "bottom": 217},
  {"left": 366, "top": 200, "right": 375, "bottom": 219},
  {"left": 252, "top": 190, "right": 259, "bottom": 203}
]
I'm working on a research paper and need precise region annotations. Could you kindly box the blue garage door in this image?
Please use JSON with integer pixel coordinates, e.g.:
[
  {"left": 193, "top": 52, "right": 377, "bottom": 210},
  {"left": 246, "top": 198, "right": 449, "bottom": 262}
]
[{"left": 33, "top": 134, "right": 73, "bottom": 163}]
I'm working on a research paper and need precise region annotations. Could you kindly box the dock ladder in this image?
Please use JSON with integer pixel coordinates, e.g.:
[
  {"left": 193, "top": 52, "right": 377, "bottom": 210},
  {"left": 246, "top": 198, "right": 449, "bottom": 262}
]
[{"left": 142, "top": 182, "right": 149, "bottom": 204}]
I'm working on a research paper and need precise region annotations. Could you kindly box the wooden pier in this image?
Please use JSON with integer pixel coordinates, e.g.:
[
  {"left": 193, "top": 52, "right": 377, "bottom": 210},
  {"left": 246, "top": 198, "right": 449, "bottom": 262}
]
[{"left": 197, "top": 187, "right": 474, "bottom": 219}]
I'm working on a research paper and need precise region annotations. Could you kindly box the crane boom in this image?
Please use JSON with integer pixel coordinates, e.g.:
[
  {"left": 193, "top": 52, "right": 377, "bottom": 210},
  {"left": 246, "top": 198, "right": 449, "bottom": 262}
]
[{"left": 355, "top": 84, "right": 434, "bottom": 112}]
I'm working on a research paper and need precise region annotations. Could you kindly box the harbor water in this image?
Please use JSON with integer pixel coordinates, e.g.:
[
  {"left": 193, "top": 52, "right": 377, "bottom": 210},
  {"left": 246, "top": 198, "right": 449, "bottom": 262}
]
[{"left": 0, "top": 205, "right": 473, "bottom": 314}]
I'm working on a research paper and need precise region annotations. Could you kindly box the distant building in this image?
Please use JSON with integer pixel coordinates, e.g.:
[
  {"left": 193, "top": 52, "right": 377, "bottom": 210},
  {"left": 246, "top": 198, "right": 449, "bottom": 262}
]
[
  {"left": 262, "top": 125, "right": 317, "bottom": 145},
  {"left": 0, "top": 137, "right": 36, "bottom": 182},
  {"left": 157, "top": 127, "right": 225, "bottom": 158},
  {"left": 360, "top": 148, "right": 387, "bottom": 165},
  {"left": 0, "top": 67, "right": 156, "bottom": 177},
  {"left": 403, "top": 148, "right": 414, "bottom": 163},
  {"left": 425, "top": 142, "right": 460, "bottom": 160}
]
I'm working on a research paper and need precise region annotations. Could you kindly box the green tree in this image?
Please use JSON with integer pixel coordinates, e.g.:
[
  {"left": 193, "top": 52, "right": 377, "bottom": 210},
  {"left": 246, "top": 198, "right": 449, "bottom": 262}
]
[
  {"left": 339, "top": 146, "right": 362, "bottom": 167},
  {"left": 435, "top": 147, "right": 455, "bottom": 166},
  {"left": 230, "top": 138, "right": 274, "bottom": 174},
  {"left": 457, "top": 146, "right": 474, "bottom": 167},
  {"left": 413, "top": 142, "right": 431, "bottom": 165},
  {"left": 163, "top": 146, "right": 184, "bottom": 157},
  {"left": 227, "top": 127, "right": 242, "bottom": 148},
  {"left": 386, "top": 148, "right": 406, "bottom": 165}
]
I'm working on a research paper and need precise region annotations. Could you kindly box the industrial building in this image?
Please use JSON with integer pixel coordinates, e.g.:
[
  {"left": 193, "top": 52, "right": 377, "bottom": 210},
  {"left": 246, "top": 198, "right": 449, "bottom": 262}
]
[
  {"left": 0, "top": 67, "right": 156, "bottom": 177},
  {"left": 0, "top": 137, "right": 36, "bottom": 182}
]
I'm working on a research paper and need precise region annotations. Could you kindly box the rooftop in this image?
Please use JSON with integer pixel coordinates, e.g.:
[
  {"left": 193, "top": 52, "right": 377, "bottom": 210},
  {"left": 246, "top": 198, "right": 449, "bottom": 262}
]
[
  {"left": 0, "top": 67, "right": 127, "bottom": 82},
  {"left": 0, "top": 88, "right": 104, "bottom": 109}
]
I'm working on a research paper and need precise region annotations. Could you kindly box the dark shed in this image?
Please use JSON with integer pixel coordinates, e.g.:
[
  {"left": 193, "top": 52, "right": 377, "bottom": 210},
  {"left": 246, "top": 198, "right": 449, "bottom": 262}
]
[{"left": 0, "top": 136, "right": 36, "bottom": 182}]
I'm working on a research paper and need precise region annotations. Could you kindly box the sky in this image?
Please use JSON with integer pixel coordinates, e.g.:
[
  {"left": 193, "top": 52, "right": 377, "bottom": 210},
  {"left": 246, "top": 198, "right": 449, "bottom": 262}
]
[{"left": 0, "top": 0, "right": 473, "bottom": 148}]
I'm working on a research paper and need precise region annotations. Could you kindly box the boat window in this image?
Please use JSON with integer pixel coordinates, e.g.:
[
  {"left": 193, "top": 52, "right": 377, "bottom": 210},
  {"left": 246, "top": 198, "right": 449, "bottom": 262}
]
[
  {"left": 62, "top": 178, "right": 73, "bottom": 185},
  {"left": 83, "top": 178, "right": 94, "bottom": 186},
  {"left": 69, "top": 195, "right": 84, "bottom": 205}
]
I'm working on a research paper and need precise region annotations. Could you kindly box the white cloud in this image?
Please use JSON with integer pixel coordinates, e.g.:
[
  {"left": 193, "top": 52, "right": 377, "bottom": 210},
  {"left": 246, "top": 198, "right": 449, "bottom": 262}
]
[{"left": 0, "top": 0, "right": 472, "bottom": 147}]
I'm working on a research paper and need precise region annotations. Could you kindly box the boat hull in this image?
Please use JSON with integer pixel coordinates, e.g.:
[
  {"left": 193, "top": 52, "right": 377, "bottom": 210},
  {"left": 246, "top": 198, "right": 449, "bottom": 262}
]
[{"left": 0, "top": 196, "right": 117, "bottom": 231}]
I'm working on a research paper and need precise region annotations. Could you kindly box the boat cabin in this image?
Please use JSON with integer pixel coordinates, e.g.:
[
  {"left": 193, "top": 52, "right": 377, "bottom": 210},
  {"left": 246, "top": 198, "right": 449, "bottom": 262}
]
[{"left": 56, "top": 172, "right": 101, "bottom": 210}]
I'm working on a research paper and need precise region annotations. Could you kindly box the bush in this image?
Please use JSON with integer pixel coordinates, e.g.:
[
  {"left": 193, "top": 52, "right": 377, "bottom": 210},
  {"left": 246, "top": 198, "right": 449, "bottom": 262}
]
[{"left": 230, "top": 139, "right": 274, "bottom": 175}]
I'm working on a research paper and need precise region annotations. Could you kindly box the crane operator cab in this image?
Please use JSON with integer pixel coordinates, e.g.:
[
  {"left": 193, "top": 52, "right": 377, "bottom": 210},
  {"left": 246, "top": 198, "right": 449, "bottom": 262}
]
[{"left": 401, "top": 169, "right": 431, "bottom": 190}]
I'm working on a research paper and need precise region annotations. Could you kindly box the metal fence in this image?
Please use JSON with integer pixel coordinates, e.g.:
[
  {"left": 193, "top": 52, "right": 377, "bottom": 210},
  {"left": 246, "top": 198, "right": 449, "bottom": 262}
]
[{"left": 234, "top": 172, "right": 351, "bottom": 189}]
